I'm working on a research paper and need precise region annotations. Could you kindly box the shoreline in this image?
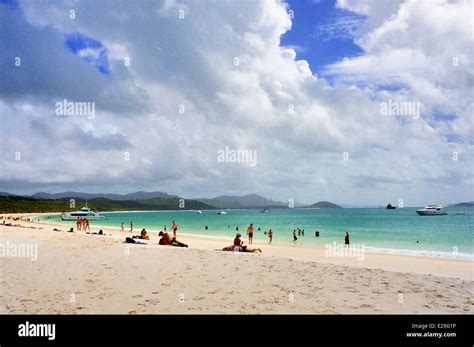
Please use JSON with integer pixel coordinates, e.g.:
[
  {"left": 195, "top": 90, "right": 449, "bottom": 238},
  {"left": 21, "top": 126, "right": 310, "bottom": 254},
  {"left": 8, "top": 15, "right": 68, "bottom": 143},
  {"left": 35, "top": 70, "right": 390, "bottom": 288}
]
[
  {"left": 2, "top": 212, "right": 473, "bottom": 281},
  {"left": 9, "top": 211, "right": 474, "bottom": 262}
]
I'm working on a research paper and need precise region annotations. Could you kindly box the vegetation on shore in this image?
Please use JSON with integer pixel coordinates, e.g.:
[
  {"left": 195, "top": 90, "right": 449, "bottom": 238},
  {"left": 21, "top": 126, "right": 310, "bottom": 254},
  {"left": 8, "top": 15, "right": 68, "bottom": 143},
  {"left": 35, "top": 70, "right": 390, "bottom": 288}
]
[{"left": 0, "top": 195, "right": 214, "bottom": 214}]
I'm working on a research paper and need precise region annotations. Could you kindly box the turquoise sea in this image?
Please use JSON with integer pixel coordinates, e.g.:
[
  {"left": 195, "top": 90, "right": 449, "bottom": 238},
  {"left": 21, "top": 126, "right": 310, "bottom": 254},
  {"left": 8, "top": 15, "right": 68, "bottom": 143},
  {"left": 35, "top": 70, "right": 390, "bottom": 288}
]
[{"left": 48, "top": 207, "right": 473, "bottom": 259}]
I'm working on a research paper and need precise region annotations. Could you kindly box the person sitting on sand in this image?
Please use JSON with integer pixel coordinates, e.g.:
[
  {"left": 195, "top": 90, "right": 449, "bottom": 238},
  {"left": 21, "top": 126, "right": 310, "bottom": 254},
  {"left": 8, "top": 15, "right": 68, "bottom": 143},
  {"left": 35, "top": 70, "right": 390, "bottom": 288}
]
[
  {"left": 140, "top": 228, "right": 150, "bottom": 240},
  {"left": 158, "top": 231, "right": 171, "bottom": 245},
  {"left": 158, "top": 231, "right": 187, "bottom": 247},
  {"left": 223, "top": 234, "right": 261, "bottom": 253},
  {"left": 234, "top": 233, "right": 243, "bottom": 247}
]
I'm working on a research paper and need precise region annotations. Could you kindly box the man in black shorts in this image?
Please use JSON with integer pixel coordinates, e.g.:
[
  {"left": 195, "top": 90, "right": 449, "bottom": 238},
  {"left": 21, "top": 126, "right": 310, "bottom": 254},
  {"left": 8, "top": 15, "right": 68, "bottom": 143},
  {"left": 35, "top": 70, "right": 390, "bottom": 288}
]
[{"left": 247, "top": 223, "right": 254, "bottom": 245}]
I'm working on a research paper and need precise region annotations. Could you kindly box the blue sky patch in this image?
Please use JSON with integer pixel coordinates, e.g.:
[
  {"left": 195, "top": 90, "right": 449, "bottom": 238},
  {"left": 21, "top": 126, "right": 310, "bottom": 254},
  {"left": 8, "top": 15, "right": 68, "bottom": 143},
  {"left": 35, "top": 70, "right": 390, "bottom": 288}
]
[
  {"left": 432, "top": 112, "right": 458, "bottom": 122},
  {"left": 282, "top": 0, "right": 365, "bottom": 78},
  {"left": 0, "top": 0, "right": 18, "bottom": 10},
  {"left": 65, "top": 32, "right": 110, "bottom": 75},
  {"left": 445, "top": 134, "right": 464, "bottom": 144}
]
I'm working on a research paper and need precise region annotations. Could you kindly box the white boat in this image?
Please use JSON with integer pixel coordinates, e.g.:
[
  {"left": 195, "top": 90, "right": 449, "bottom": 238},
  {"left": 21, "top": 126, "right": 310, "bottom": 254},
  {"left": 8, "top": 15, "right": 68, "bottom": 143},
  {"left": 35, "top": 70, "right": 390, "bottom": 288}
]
[
  {"left": 416, "top": 204, "right": 447, "bottom": 216},
  {"left": 61, "top": 204, "right": 107, "bottom": 220},
  {"left": 196, "top": 210, "right": 202, "bottom": 214},
  {"left": 217, "top": 210, "right": 227, "bottom": 215},
  {"left": 260, "top": 207, "right": 270, "bottom": 213}
]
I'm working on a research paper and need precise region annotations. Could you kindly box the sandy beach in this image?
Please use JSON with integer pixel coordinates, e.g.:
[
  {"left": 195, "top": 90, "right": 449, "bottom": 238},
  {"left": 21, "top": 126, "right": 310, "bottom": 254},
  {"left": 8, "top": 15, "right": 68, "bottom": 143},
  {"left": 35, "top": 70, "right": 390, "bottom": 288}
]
[{"left": 0, "top": 214, "right": 472, "bottom": 314}]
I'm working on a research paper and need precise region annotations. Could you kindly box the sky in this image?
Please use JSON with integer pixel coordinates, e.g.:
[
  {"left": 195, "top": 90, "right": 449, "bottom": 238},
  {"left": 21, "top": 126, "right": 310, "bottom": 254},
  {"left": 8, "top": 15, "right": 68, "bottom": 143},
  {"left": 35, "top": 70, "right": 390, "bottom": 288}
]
[{"left": 0, "top": 0, "right": 472, "bottom": 206}]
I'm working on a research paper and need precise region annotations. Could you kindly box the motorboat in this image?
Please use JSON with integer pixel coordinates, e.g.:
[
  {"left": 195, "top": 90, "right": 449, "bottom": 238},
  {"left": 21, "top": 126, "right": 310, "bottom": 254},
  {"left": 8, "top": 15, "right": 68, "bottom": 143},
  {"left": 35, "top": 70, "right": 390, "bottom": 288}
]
[
  {"left": 416, "top": 204, "right": 447, "bottom": 216},
  {"left": 61, "top": 204, "right": 107, "bottom": 220}
]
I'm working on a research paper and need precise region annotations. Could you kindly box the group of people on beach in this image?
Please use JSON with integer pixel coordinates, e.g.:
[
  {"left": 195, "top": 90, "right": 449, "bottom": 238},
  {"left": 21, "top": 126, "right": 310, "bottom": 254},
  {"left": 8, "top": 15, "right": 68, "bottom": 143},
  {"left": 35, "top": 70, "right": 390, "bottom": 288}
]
[
  {"left": 76, "top": 217, "right": 90, "bottom": 231},
  {"left": 223, "top": 232, "right": 262, "bottom": 253},
  {"left": 123, "top": 219, "right": 188, "bottom": 247},
  {"left": 0, "top": 215, "right": 23, "bottom": 221}
]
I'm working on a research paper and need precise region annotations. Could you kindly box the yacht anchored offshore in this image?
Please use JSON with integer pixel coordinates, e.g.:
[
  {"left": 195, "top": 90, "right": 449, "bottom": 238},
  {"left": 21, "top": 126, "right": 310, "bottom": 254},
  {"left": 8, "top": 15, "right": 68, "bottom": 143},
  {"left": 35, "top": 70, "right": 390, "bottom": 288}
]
[
  {"left": 416, "top": 204, "right": 447, "bottom": 216},
  {"left": 61, "top": 204, "right": 107, "bottom": 220}
]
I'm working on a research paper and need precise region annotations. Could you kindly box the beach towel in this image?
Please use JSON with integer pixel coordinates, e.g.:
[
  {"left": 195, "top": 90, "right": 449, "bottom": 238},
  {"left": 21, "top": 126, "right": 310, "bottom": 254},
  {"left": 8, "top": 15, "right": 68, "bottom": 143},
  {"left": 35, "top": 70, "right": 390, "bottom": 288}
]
[{"left": 125, "top": 237, "right": 146, "bottom": 244}]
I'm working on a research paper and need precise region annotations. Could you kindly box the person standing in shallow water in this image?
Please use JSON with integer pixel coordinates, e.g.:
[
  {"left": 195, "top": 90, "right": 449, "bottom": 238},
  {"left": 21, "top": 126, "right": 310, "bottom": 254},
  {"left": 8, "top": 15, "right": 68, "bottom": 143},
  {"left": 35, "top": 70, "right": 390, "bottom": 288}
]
[
  {"left": 171, "top": 220, "right": 178, "bottom": 237},
  {"left": 130, "top": 221, "right": 133, "bottom": 233},
  {"left": 120, "top": 222, "right": 124, "bottom": 232},
  {"left": 293, "top": 230, "right": 298, "bottom": 243},
  {"left": 268, "top": 229, "right": 273, "bottom": 244},
  {"left": 247, "top": 223, "right": 254, "bottom": 244},
  {"left": 345, "top": 232, "right": 350, "bottom": 248}
]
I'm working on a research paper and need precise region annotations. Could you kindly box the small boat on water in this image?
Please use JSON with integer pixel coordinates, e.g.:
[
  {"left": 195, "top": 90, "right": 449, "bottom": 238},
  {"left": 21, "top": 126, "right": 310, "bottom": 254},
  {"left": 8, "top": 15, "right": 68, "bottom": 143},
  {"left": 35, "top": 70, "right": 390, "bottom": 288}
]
[
  {"left": 217, "top": 210, "right": 227, "bottom": 215},
  {"left": 61, "top": 204, "right": 107, "bottom": 220},
  {"left": 196, "top": 210, "right": 202, "bottom": 214},
  {"left": 416, "top": 204, "right": 447, "bottom": 216},
  {"left": 386, "top": 203, "right": 396, "bottom": 209},
  {"left": 260, "top": 207, "right": 270, "bottom": 213}
]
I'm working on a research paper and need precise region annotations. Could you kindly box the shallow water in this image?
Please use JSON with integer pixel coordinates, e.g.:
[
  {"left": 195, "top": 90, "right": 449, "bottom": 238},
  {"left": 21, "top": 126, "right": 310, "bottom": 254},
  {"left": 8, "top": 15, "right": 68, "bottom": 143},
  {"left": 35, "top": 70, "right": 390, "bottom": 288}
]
[{"left": 49, "top": 207, "right": 473, "bottom": 259}]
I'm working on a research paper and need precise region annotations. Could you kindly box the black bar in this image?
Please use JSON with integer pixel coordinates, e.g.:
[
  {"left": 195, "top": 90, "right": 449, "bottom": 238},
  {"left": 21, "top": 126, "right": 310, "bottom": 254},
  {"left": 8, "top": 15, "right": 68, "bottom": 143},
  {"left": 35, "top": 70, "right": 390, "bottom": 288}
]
[{"left": 0, "top": 314, "right": 472, "bottom": 346}]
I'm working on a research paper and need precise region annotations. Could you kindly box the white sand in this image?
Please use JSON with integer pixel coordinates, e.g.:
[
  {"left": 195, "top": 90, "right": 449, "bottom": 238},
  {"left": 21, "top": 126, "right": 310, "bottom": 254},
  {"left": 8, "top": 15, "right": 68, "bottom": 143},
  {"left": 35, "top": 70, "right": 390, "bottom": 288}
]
[{"left": 0, "top": 216, "right": 472, "bottom": 314}]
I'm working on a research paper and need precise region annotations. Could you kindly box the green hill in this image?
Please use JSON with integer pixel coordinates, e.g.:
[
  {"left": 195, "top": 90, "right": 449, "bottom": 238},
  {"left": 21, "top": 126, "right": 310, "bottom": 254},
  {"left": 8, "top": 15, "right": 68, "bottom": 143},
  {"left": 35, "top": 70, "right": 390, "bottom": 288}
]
[{"left": 0, "top": 195, "right": 213, "bottom": 214}]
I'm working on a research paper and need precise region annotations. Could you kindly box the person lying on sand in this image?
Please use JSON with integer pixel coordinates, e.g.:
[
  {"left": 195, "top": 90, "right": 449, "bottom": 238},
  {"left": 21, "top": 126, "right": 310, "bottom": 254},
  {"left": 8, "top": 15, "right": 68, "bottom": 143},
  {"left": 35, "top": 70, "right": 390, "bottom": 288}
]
[
  {"left": 158, "top": 231, "right": 188, "bottom": 247},
  {"left": 87, "top": 230, "right": 108, "bottom": 236},
  {"left": 222, "top": 233, "right": 261, "bottom": 253},
  {"left": 170, "top": 237, "right": 188, "bottom": 247},
  {"left": 132, "top": 229, "right": 150, "bottom": 240}
]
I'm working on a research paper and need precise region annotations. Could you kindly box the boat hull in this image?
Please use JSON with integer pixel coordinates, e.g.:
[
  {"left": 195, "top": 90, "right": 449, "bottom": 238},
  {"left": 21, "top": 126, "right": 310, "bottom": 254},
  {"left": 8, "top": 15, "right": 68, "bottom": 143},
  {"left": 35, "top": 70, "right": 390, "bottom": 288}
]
[
  {"left": 416, "top": 210, "right": 447, "bottom": 215},
  {"left": 61, "top": 215, "right": 107, "bottom": 220}
]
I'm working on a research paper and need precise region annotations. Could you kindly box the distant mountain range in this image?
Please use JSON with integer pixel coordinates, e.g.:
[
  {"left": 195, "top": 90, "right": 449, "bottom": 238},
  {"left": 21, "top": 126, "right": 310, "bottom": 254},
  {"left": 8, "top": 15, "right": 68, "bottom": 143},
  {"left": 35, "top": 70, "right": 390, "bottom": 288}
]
[
  {"left": 447, "top": 201, "right": 474, "bottom": 207},
  {"left": 6, "top": 190, "right": 470, "bottom": 213},
  {"left": 196, "top": 194, "right": 290, "bottom": 209},
  {"left": 30, "top": 191, "right": 177, "bottom": 201},
  {"left": 0, "top": 191, "right": 345, "bottom": 213}
]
